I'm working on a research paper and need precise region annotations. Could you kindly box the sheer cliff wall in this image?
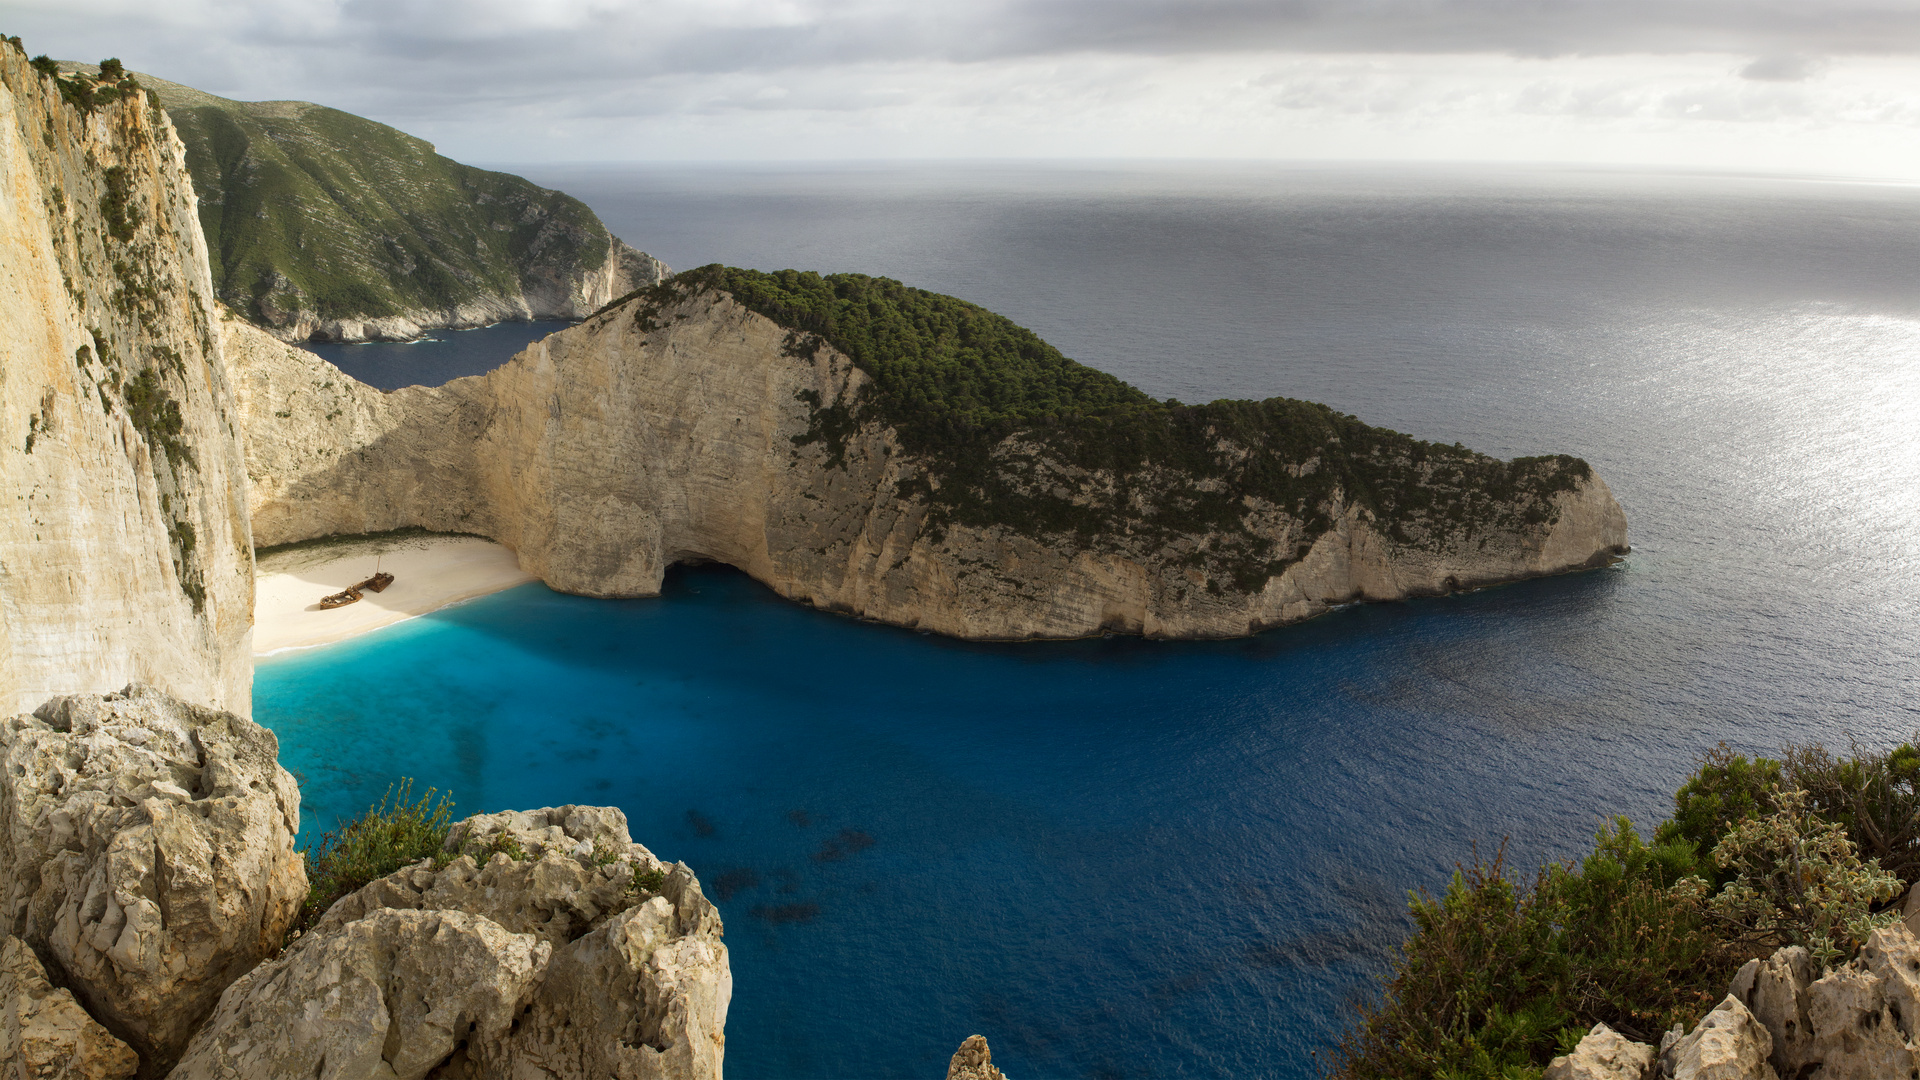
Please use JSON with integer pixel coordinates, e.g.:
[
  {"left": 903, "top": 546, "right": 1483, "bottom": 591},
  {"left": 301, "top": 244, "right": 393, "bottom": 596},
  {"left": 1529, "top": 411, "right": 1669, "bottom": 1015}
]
[
  {"left": 0, "top": 47, "right": 252, "bottom": 716},
  {"left": 233, "top": 286, "right": 1628, "bottom": 640}
]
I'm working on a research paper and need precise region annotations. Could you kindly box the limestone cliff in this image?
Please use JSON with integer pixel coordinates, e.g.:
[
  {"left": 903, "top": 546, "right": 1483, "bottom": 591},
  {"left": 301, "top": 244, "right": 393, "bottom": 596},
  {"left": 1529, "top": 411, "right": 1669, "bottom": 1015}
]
[
  {"left": 232, "top": 277, "right": 1628, "bottom": 640},
  {"left": 0, "top": 45, "right": 252, "bottom": 716}
]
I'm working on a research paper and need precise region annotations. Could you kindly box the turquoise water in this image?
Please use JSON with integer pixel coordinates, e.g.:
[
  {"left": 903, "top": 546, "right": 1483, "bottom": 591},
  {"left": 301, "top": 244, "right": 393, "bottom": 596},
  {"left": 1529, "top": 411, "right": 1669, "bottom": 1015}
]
[
  {"left": 261, "top": 565, "right": 1647, "bottom": 1078},
  {"left": 256, "top": 165, "right": 1920, "bottom": 1076}
]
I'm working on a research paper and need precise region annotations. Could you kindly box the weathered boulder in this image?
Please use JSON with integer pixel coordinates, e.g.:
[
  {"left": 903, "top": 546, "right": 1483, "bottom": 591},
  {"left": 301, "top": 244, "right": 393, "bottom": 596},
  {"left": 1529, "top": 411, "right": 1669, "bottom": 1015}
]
[
  {"left": 177, "top": 805, "right": 729, "bottom": 1080},
  {"left": 1, "top": 934, "right": 138, "bottom": 1080},
  {"left": 1729, "top": 945, "right": 1815, "bottom": 1076},
  {"left": 946, "top": 1035, "right": 1008, "bottom": 1080},
  {"left": 165, "top": 908, "right": 550, "bottom": 1080},
  {"left": 1659, "top": 994, "right": 1778, "bottom": 1080},
  {"left": 0, "top": 686, "right": 305, "bottom": 1073},
  {"left": 1543, "top": 1022, "right": 1654, "bottom": 1079},
  {"left": 1801, "top": 924, "right": 1920, "bottom": 1078}
]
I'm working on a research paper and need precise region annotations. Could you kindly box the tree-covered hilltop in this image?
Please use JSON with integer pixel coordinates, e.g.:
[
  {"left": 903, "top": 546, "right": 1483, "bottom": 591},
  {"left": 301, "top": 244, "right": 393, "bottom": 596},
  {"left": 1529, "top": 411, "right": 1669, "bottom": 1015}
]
[
  {"left": 616, "top": 267, "right": 1593, "bottom": 588},
  {"left": 59, "top": 63, "right": 662, "bottom": 338}
]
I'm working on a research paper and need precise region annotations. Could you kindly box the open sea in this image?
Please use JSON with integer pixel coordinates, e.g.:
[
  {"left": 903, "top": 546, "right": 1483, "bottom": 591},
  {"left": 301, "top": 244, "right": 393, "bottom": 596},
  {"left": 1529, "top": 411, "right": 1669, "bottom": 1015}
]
[{"left": 255, "top": 163, "right": 1920, "bottom": 1078}]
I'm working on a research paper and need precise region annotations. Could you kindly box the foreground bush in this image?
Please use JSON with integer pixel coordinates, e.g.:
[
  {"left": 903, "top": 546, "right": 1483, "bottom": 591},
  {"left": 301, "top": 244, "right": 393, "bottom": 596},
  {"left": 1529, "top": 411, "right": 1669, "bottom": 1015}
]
[
  {"left": 1332, "top": 823, "right": 1736, "bottom": 1079},
  {"left": 1705, "top": 790, "right": 1901, "bottom": 968},
  {"left": 297, "top": 779, "right": 454, "bottom": 933},
  {"left": 1333, "top": 736, "right": 1920, "bottom": 1078}
]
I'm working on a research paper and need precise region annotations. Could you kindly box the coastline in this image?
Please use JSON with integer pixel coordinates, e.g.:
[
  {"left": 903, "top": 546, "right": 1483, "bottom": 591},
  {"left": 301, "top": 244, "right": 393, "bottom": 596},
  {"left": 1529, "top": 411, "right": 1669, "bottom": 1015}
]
[{"left": 253, "top": 534, "right": 536, "bottom": 655}]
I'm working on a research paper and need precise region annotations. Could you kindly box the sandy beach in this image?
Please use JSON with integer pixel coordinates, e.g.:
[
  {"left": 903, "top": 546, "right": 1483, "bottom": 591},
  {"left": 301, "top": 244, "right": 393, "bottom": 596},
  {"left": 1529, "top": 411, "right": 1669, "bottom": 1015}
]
[{"left": 253, "top": 533, "right": 537, "bottom": 655}]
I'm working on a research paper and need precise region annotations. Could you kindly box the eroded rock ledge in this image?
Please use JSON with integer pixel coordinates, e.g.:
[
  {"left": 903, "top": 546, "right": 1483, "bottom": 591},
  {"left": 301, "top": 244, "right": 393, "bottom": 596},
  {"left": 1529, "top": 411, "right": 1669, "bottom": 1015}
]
[{"left": 229, "top": 284, "right": 1630, "bottom": 642}]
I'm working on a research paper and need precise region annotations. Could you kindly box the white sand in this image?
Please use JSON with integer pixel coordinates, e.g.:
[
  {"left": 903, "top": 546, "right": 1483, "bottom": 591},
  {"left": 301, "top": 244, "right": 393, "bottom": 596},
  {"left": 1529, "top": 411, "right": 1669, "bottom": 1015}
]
[{"left": 253, "top": 535, "right": 537, "bottom": 655}]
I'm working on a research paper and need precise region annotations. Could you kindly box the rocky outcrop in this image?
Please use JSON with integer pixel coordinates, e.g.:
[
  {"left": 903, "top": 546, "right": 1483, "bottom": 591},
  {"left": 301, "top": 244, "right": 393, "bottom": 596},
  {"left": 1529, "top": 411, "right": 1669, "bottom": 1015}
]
[
  {"left": 0, "top": 686, "right": 305, "bottom": 1073},
  {"left": 166, "top": 908, "right": 551, "bottom": 1080},
  {"left": 1551, "top": 925, "right": 1920, "bottom": 1079},
  {"left": 175, "top": 805, "right": 729, "bottom": 1080},
  {"left": 946, "top": 1035, "right": 1008, "bottom": 1080},
  {"left": 0, "top": 45, "right": 253, "bottom": 718},
  {"left": 231, "top": 285, "right": 1629, "bottom": 641},
  {"left": 1659, "top": 996, "right": 1778, "bottom": 1080},
  {"left": 1545, "top": 1023, "right": 1656, "bottom": 1079},
  {"left": 1, "top": 935, "right": 138, "bottom": 1080}
]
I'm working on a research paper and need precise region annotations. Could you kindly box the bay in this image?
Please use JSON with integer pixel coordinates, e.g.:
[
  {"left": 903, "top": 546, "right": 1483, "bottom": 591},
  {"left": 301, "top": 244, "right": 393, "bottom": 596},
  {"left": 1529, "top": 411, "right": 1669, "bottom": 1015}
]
[{"left": 260, "top": 162, "right": 1920, "bottom": 1077}]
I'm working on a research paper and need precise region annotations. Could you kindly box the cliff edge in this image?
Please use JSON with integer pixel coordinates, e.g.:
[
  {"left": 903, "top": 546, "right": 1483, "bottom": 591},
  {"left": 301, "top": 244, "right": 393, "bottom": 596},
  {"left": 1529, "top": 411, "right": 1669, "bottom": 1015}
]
[
  {"left": 233, "top": 271, "right": 1627, "bottom": 640},
  {"left": 0, "top": 45, "right": 252, "bottom": 716}
]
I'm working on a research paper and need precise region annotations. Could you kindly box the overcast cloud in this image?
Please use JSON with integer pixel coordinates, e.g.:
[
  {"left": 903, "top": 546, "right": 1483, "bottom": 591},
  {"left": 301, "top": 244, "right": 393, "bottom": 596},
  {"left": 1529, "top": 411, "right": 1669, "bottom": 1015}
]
[{"left": 5, "top": 0, "right": 1920, "bottom": 174}]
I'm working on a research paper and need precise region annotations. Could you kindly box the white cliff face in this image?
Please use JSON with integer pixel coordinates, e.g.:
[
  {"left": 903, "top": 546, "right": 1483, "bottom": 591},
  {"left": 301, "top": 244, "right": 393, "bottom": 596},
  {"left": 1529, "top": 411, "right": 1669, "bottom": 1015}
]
[
  {"left": 0, "top": 50, "right": 252, "bottom": 716},
  {"left": 233, "top": 286, "right": 1629, "bottom": 641}
]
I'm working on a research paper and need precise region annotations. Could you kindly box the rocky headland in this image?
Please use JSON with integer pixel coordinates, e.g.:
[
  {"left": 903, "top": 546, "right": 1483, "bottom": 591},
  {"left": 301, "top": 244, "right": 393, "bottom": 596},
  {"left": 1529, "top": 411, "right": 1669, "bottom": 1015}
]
[
  {"left": 230, "top": 272, "right": 1629, "bottom": 641},
  {"left": 62, "top": 63, "right": 670, "bottom": 344}
]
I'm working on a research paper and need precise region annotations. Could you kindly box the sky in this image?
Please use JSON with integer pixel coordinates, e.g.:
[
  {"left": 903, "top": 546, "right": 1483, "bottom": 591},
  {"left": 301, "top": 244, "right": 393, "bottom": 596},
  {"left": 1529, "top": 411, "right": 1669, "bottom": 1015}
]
[{"left": 5, "top": 0, "right": 1920, "bottom": 176}]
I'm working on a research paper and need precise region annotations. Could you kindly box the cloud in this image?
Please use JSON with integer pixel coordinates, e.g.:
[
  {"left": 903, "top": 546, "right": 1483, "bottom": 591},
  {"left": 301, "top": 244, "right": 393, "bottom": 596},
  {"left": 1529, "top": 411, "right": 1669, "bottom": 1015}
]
[
  {"left": 5, "top": 0, "right": 1920, "bottom": 174},
  {"left": 1739, "top": 54, "right": 1823, "bottom": 81}
]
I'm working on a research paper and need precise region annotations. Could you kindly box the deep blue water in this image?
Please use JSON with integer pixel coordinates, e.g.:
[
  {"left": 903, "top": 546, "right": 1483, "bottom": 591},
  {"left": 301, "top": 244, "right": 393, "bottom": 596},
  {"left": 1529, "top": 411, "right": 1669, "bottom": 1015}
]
[
  {"left": 301, "top": 319, "right": 576, "bottom": 391},
  {"left": 256, "top": 164, "right": 1920, "bottom": 1078}
]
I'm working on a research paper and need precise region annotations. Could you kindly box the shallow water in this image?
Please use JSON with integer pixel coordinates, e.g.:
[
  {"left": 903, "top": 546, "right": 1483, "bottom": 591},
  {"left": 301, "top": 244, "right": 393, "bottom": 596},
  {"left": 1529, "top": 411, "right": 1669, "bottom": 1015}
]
[{"left": 258, "top": 163, "right": 1920, "bottom": 1078}]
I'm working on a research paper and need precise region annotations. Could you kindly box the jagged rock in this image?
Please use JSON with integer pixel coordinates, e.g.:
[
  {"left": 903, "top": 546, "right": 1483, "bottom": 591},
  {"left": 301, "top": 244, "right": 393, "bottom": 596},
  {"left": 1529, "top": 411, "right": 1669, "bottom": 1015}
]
[
  {"left": 1543, "top": 1022, "right": 1654, "bottom": 1079},
  {"left": 946, "top": 1034, "right": 1007, "bottom": 1080},
  {"left": 1, "top": 934, "right": 138, "bottom": 1080},
  {"left": 0, "top": 686, "right": 305, "bottom": 1073},
  {"left": 165, "top": 908, "right": 549, "bottom": 1080},
  {"left": 175, "top": 806, "right": 729, "bottom": 1080},
  {"left": 1729, "top": 946, "right": 1815, "bottom": 1076},
  {"left": 1802, "top": 924, "right": 1920, "bottom": 1078},
  {"left": 316, "top": 805, "right": 663, "bottom": 945},
  {"left": 1659, "top": 994, "right": 1778, "bottom": 1080}
]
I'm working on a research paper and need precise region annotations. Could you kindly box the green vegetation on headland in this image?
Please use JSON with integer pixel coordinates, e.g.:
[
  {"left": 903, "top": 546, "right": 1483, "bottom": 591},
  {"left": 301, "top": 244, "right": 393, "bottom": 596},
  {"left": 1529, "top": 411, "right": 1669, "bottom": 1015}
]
[
  {"left": 64, "top": 64, "right": 646, "bottom": 336},
  {"left": 1332, "top": 739, "right": 1920, "bottom": 1078},
  {"left": 613, "top": 267, "right": 1592, "bottom": 590}
]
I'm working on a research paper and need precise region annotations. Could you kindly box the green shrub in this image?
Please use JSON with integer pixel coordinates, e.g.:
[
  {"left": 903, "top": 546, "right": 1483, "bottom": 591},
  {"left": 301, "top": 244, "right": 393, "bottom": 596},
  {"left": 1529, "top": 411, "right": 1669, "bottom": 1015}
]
[
  {"left": 297, "top": 780, "right": 454, "bottom": 933},
  {"left": 1704, "top": 789, "right": 1902, "bottom": 969},
  {"left": 1784, "top": 739, "right": 1920, "bottom": 885},
  {"left": 1332, "top": 822, "right": 1736, "bottom": 1078},
  {"left": 632, "top": 864, "right": 667, "bottom": 895},
  {"left": 1654, "top": 744, "right": 1784, "bottom": 883}
]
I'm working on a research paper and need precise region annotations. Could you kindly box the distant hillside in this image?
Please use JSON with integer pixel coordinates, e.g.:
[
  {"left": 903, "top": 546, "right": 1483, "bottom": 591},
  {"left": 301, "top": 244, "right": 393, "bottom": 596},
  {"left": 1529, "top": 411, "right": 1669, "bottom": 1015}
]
[{"left": 61, "top": 63, "right": 667, "bottom": 343}]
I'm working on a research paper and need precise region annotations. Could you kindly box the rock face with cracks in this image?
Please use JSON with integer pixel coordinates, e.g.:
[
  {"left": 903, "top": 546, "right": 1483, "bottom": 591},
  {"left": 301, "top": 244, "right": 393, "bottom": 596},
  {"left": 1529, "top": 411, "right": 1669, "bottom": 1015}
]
[
  {"left": 0, "top": 686, "right": 303, "bottom": 1074},
  {"left": 0, "top": 45, "right": 254, "bottom": 718},
  {"left": 174, "top": 805, "right": 729, "bottom": 1080},
  {"left": 0, "top": 934, "right": 138, "bottom": 1080}
]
